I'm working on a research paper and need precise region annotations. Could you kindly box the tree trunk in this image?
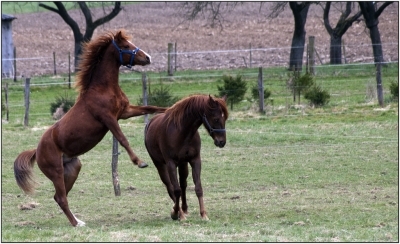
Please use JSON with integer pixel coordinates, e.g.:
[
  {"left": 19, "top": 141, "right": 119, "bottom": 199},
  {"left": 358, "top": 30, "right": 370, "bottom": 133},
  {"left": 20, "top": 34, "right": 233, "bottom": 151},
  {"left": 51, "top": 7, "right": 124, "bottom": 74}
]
[
  {"left": 288, "top": 2, "right": 310, "bottom": 71},
  {"left": 368, "top": 25, "right": 384, "bottom": 64},
  {"left": 74, "top": 37, "right": 83, "bottom": 71},
  {"left": 358, "top": 1, "right": 393, "bottom": 107},
  {"left": 330, "top": 35, "right": 343, "bottom": 64},
  {"left": 324, "top": 2, "right": 363, "bottom": 65}
]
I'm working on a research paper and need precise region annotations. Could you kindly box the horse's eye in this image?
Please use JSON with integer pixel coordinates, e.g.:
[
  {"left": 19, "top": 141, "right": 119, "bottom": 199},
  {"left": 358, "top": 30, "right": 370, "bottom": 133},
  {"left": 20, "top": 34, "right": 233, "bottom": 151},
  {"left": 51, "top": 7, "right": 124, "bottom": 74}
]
[
  {"left": 124, "top": 46, "right": 129, "bottom": 49},
  {"left": 214, "top": 118, "right": 219, "bottom": 123}
]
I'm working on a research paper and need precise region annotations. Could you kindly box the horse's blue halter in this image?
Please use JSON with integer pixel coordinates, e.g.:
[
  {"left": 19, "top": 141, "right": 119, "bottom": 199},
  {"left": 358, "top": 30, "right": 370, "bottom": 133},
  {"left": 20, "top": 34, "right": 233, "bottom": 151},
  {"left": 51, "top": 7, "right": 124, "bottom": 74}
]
[
  {"left": 202, "top": 114, "right": 226, "bottom": 134},
  {"left": 112, "top": 39, "right": 140, "bottom": 68}
]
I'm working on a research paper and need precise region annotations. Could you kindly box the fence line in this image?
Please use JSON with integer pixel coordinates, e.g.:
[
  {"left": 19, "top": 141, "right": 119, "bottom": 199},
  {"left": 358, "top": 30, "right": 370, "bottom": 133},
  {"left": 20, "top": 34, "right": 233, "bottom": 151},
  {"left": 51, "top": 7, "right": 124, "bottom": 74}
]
[
  {"left": 3, "top": 60, "right": 398, "bottom": 88},
  {"left": 2, "top": 41, "right": 398, "bottom": 77}
]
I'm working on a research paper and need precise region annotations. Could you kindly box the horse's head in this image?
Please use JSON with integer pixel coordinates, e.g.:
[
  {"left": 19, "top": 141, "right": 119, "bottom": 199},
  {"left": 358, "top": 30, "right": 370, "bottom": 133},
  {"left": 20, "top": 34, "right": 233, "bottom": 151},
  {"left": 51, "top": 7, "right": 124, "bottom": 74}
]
[
  {"left": 203, "top": 95, "right": 228, "bottom": 148},
  {"left": 112, "top": 30, "right": 151, "bottom": 68}
]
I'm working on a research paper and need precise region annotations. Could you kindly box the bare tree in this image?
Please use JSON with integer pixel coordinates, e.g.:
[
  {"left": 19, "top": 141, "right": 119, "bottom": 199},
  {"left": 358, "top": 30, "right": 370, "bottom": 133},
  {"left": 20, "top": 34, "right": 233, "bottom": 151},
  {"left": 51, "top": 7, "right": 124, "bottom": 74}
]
[
  {"left": 268, "top": 2, "right": 311, "bottom": 71},
  {"left": 358, "top": 1, "right": 393, "bottom": 107},
  {"left": 179, "top": 2, "right": 239, "bottom": 29},
  {"left": 38, "top": 2, "right": 122, "bottom": 71},
  {"left": 287, "top": 2, "right": 311, "bottom": 71},
  {"left": 180, "top": 2, "right": 312, "bottom": 71},
  {"left": 323, "top": 2, "right": 362, "bottom": 64}
]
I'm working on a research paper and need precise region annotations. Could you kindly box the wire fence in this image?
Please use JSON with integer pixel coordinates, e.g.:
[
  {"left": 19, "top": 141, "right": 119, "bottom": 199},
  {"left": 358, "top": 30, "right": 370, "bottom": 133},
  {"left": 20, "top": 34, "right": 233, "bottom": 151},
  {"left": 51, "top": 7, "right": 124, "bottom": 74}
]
[
  {"left": 1, "top": 40, "right": 398, "bottom": 126},
  {"left": 2, "top": 41, "right": 398, "bottom": 78}
]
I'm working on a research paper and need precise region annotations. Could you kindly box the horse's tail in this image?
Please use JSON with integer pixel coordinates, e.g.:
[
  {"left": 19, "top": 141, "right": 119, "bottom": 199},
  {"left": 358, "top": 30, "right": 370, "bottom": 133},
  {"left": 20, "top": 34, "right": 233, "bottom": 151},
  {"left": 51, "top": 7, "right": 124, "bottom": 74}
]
[{"left": 14, "top": 149, "right": 37, "bottom": 194}]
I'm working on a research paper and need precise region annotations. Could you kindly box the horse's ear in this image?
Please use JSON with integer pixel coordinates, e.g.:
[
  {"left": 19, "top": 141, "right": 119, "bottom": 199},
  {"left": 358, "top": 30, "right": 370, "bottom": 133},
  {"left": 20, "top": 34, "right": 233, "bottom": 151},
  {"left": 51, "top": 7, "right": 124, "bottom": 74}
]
[
  {"left": 208, "top": 94, "right": 218, "bottom": 106},
  {"left": 221, "top": 95, "right": 227, "bottom": 102},
  {"left": 114, "top": 30, "right": 123, "bottom": 41}
]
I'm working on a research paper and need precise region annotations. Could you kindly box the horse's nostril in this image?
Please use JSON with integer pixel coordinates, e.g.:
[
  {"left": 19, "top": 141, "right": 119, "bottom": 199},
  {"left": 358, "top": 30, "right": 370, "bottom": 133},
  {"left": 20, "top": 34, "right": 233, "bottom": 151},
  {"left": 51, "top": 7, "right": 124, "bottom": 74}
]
[
  {"left": 146, "top": 56, "right": 151, "bottom": 63},
  {"left": 215, "top": 140, "right": 226, "bottom": 148}
]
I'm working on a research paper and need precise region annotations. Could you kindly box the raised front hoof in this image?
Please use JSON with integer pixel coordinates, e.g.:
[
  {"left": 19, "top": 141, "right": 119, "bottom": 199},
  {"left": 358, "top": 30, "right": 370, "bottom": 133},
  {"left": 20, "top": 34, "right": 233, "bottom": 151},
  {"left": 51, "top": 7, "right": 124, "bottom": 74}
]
[{"left": 138, "top": 162, "right": 148, "bottom": 168}]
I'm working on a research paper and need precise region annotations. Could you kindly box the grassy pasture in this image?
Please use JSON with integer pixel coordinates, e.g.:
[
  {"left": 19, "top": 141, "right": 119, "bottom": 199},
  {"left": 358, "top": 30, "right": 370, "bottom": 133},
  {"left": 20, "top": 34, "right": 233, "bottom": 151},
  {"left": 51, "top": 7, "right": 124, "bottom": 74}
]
[
  {"left": 1, "top": 65, "right": 398, "bottom": 242},
  {"left": 1, "top": 2, "right": 136, "bottom": 14}
]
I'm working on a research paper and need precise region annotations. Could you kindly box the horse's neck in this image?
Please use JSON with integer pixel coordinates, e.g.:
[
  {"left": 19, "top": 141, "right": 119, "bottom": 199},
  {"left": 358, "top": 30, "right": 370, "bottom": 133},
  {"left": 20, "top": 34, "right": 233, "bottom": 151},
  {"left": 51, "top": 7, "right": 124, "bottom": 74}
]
[
  {"left": 92, "top": 59, "right": 120, "bottom": 89},
  {"left": 179, "top": 110, "right": 204, "bottom": 138}
]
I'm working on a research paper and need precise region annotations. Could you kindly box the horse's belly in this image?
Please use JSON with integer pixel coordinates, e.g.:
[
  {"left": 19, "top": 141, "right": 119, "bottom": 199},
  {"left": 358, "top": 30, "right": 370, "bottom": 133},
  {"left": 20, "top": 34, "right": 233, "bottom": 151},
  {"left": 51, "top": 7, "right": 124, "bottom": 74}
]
[
  {"left": 52, "top": 119, "right": 108, "bottom": 157},
  {"left": 63, "top": 131, "right": 108, "bottom": 156}
]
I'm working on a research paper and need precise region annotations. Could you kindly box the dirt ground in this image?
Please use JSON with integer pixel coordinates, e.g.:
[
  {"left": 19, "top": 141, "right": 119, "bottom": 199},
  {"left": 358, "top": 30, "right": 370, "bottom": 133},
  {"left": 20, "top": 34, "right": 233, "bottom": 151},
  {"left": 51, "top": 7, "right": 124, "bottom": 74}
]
[{"left": 9, "top": 2, "right": 399, "bottom": 76}]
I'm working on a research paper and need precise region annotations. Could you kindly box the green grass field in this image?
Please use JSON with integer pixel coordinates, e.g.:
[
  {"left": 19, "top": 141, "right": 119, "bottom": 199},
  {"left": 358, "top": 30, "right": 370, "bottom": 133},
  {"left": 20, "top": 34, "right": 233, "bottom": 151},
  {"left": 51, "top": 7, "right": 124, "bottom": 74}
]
[
  {"left": 1, "top": 2, "right": 136, "bottom": 14},
  {"left": 1, "top": 64, "right": 398, "bottom": 242}
]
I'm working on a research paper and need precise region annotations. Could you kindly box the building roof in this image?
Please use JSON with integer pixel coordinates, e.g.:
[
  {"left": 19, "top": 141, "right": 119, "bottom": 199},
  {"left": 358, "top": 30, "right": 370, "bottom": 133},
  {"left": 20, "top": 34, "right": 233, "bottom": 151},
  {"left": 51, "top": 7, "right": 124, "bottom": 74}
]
[{"left": 2, "top": 14, "right": 17, "bottom": 21}]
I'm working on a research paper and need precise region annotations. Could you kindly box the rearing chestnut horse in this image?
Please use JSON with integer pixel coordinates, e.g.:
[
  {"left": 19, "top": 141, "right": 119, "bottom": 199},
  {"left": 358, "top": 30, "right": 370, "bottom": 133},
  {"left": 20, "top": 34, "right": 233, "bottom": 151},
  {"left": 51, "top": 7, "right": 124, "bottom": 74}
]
[
  {"left": 13, "top": 30, "right": 166, "bottom": 227},
  {"left": 144, "top": 94, "right": 228, "bottom": 220}
]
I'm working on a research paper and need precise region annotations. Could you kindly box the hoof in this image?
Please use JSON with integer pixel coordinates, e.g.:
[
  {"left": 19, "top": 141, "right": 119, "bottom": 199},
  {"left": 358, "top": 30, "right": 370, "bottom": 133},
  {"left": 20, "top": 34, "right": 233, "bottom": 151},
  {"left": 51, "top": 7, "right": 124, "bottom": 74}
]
[
  {"left": 179, "top": 213, "right": 187, "bottom": 221},
  {"left": 171, "top": 210, "right": 179, "bottom": 220},
  {"left": 138, "top": 162, "right": 148, "bottom": 168},
  {"left": 73, "top": 214, "right": 86, "bottom": 227},
  {"left": 201, "top": 215, "right": 209, "bottom": 221}
]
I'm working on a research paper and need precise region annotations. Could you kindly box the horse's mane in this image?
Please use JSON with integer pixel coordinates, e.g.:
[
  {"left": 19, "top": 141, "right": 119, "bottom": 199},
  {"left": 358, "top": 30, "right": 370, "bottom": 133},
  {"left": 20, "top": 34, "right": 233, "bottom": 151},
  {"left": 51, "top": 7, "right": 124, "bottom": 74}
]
[
  {"left": 165, "top": 94, "right": 229, "bottom": 130},
  {"left": 74, "top": 30, "right": 131, "bottom": 94}
]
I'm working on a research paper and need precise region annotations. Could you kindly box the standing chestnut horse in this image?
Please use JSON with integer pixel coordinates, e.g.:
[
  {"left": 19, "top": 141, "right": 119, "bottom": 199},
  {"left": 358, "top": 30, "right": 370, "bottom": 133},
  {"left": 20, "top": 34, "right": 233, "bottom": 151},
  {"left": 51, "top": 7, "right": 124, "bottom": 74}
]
[
  {"left": 144, "top": 94, "right": 228, "bottom": 220},
  {"left": 14, "top": 30, "right": 166, "bottom": 227}
]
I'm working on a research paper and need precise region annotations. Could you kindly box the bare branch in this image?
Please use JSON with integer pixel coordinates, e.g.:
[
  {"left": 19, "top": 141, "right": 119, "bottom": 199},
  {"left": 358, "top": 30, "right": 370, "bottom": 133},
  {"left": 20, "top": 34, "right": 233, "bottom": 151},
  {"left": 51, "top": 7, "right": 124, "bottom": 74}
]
[
  {"left": 268, "top": 2, "right": 288, "bottom": 18},
  {"left": 38, "top": 2, "right": 60, "bottom": 14},
  {"left": 375, "top": 1, "right": 393, "bottom": 18},
  {"left": 178, "top": 2, "right": 238, "bottom": 29}
]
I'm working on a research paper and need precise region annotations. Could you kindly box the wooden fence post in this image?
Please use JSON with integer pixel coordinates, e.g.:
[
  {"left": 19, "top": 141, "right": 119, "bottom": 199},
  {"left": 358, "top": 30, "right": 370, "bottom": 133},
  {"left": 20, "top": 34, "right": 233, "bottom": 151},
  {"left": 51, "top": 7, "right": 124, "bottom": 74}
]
[
  {"left": 342, "top": 40, "right": 347, "bottom": 64},
  {"left": 174, "top": 42, "right": 177, "bottom": 71},
  {"left": 53, "top": 51, "right": 57, "bottom": 75},
  {"left": 306, "top": 43, "right": 309, "bottom": 73},
  {"left": 308, "top": 36, "right": 315, "bottom": 75},
  {"left": 111, "top": 136, "right": 121, "bottom": 196},
  {"left": 376, "top": 62, "right": 384, "bottom": 107},
  {"left": 258, "top": 67, "right": 264, "bottom": 113},
  {"left": 13, "top": 47, "right": 17, "bottom": 82},
  {"left": 24, "top": 77, "right": 30, "bottom": 127},
  {"left": 142, "top": 73, "right": 149, "bottom": 124},
  {"left": 249, "top": 43, "right": 252, "bottom": 68},
  {"left": 4, "top": 83, "right": 9, "bottom": 121},
  {"left": 167, "top": 43, "right": 174, "bottom": 76},
  {"left": 68, "top": 52, "right": 71, "bottom": 89}
]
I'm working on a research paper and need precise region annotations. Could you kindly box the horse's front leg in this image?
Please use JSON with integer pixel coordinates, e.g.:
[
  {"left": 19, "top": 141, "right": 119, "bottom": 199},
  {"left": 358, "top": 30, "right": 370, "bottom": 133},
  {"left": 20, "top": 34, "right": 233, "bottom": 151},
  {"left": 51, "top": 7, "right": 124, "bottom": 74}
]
[
  {"left": 167, "top": 160, "right": 186, "bottom": 220},
  {"left": 103, "top": 116, "right": 147, "bottom": 168},
  {"left": 119, "top": 105, "right": 167, "bottom": 119},
  {"left": 178, "top": 163, "right": 189, "bottom": 216},
  {"left": 190, "top": 157, "right": 209, "bottom": 220}
]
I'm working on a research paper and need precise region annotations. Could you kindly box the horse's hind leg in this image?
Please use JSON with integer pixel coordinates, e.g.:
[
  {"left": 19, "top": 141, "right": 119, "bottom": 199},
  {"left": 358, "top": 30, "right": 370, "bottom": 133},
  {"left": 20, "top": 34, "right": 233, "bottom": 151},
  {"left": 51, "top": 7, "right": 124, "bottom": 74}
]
[
  {"left": 62, "top": 155, "right": 85, "bottom": 226},
  {"left": 36, "top": 139, "right": 84, "bottom": 227},
  {"left": 62, "top": 155, "right": 82, "bottom": 196}
]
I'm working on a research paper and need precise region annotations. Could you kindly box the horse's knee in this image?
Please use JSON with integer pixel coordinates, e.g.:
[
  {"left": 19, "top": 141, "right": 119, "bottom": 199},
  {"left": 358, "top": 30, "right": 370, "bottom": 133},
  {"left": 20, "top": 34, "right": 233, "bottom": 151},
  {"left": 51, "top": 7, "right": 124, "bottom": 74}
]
[
  {"left": 194, "top": 187, "right": 203, "bottom": 198},
  {"left": 174, "top": 188, "right": 182, "bottom": 198}
]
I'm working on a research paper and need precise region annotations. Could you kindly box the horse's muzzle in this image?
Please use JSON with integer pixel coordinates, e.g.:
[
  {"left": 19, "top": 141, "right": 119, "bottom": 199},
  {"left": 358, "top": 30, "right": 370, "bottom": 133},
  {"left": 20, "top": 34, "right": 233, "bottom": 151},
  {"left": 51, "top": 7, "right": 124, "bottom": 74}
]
[{"left": 214, "top": 139, "right": 226, "bottom": 148}]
